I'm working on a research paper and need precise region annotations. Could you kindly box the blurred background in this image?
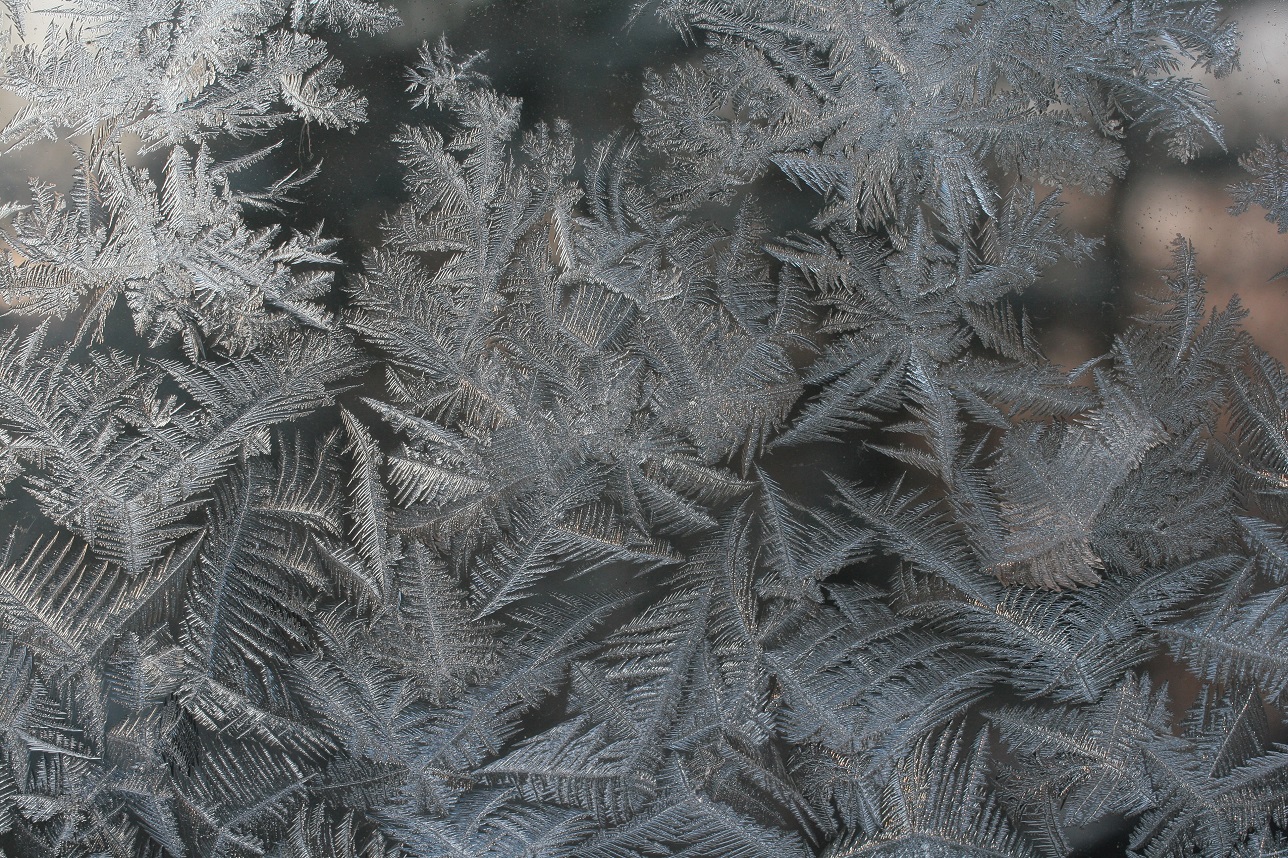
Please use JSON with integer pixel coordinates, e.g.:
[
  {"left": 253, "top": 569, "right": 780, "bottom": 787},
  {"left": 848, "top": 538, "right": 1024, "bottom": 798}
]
[{"left": 1044, "top": 0, "right": 1288, "bottom": 368}]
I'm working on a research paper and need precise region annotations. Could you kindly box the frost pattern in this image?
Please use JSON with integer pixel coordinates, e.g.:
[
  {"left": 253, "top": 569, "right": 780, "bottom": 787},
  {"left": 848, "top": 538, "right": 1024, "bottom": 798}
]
[{"left": 2, "top": 1, "right": 1287, "bottom": 857}]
